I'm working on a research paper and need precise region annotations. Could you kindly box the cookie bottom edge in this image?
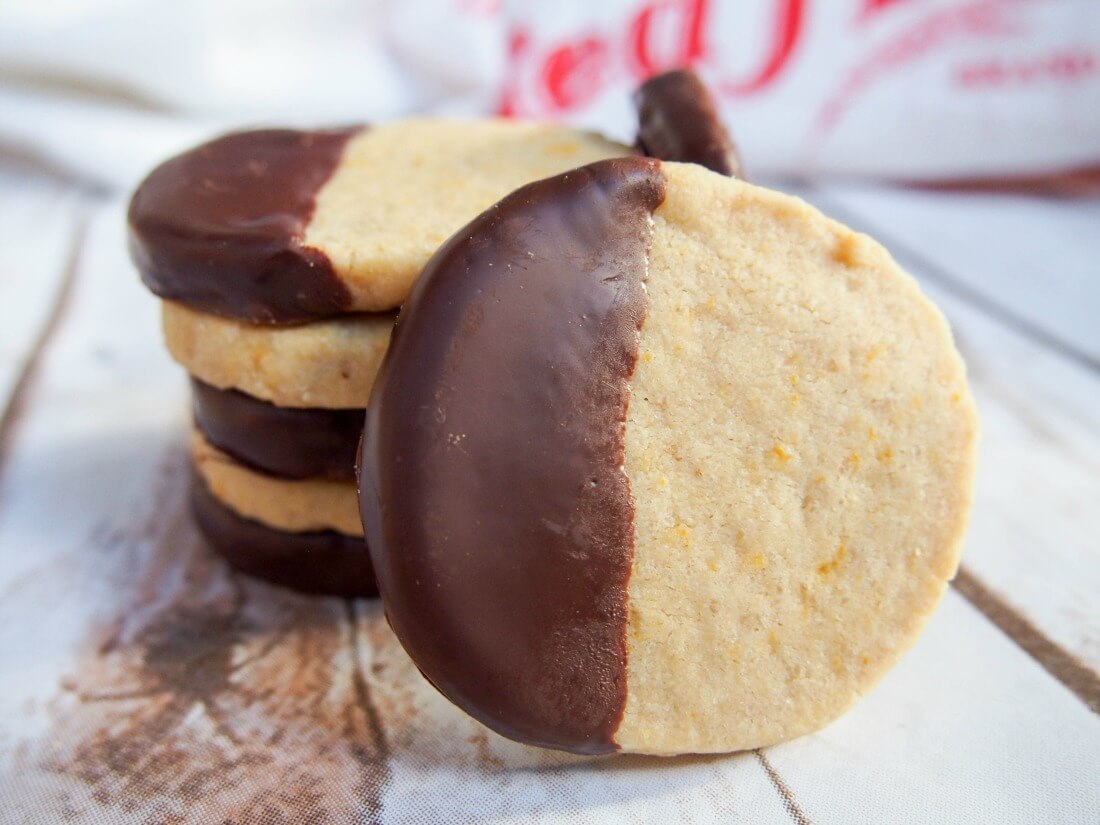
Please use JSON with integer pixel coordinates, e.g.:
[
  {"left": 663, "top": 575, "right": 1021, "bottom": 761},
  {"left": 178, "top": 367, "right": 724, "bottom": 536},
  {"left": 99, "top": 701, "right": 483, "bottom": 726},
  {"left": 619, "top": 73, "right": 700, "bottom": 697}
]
[{"left": 191, "top": 473, "right": 378, "bottom": 598}]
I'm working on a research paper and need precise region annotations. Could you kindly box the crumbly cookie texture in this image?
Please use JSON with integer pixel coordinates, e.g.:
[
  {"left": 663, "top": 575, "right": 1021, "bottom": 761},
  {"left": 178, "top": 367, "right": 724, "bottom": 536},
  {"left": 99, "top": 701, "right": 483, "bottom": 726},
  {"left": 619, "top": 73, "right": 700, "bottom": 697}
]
[
  {"left": 304, "top": 119, "right": 630, "bottom": 311},
  {"left": 615, "top": 163, "right": 978, "bottom": 754},
  {"left": 163, "top": 301, "right": 393, "bottom": 409},
  {"left": 190, "top": 431, "right": 363, "bottom": 537}
]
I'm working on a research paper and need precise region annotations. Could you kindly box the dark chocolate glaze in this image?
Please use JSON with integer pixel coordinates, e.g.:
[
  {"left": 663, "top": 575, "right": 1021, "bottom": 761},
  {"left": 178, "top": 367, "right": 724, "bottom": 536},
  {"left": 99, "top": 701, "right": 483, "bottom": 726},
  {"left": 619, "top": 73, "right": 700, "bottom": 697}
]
[
  {"left": 192, "top": 474, "right": 377, "bottom": 598},
  {"left": 635, "top": 69, "right": 743, "bottom": 178},
  {"left": 359, "top": 158, "right": 666, "bottom": 754},
  {"left": 191, "top": 378, "right": 362, "bottom": 481},
  {"left": 129, "top": 128, "right": 360, "bottom": 324}
]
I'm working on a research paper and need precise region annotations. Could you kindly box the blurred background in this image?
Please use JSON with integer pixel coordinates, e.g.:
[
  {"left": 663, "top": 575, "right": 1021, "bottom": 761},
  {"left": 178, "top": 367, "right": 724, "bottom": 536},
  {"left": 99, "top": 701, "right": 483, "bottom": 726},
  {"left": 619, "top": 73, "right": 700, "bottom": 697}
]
[
  {"left": 0, "top": 2, "right": 1097, "bottom": 821},
  {"left": 0, "top": 0, "right": 1097, "bottom": 192}
]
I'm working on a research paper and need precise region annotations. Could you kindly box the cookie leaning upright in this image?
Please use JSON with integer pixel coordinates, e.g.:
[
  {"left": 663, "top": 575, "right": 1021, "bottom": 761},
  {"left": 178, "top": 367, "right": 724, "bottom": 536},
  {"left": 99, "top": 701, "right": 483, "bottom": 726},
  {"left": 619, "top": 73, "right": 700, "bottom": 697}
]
[
  {"left": 359, "top": 156, "right": 978, "bottom": 754},
  {"left": 129, "top": 118, "right": 632, "bottom": 596}
]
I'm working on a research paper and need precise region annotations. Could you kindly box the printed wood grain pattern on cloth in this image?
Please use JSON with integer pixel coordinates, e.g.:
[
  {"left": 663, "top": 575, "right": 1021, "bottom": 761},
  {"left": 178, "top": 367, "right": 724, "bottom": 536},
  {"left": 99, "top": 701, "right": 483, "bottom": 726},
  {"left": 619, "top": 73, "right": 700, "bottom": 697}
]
[{"left": 0, "top": 184, "right": 1096, "bottom": 821}]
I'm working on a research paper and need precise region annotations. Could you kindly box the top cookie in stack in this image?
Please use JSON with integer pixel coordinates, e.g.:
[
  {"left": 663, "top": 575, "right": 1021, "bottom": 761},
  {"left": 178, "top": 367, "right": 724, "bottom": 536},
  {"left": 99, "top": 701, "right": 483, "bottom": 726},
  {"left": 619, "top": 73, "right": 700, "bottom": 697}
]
[{"left": 129, "top": 119, "right": 631, "bottom": 596}]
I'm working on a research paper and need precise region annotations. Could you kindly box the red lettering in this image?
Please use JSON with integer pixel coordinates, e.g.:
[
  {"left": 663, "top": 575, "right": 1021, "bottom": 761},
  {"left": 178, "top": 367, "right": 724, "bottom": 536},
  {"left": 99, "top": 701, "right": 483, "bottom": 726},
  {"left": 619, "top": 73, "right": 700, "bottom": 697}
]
[
  {"left": 860, "top": 0, "right": 914, "bottom": 20},
  {"left": 627, "top": 0, "right": 711, "bottom": 78},
  {"left": 955, "top": 50, "right": 1097, "bottom": 88},
  {"left": 858, "top": 0, "right": 919, "bottom": 21},
  {"left": 718, "top": 0, "right": 804, "bottom": 96},
  {"left": 538, "top": 36, "right": 610, "bottom": 112}
]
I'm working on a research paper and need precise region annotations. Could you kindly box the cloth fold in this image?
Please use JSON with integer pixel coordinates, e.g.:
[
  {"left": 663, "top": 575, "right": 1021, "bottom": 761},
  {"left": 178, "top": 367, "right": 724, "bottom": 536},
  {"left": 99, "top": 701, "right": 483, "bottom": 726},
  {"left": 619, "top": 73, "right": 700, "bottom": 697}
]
[{"left": 2, "top": 0, "right": 1099, "bottom": 194}]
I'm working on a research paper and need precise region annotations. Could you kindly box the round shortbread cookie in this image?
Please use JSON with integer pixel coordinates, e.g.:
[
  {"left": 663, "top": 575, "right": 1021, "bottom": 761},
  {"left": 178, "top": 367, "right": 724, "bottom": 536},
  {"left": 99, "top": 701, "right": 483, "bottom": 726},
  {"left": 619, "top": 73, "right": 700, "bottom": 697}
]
[
  {"left": 164, "top": 301, "right": 393, "bottom": 409},
  {"left": 192, "top": 430, "right": 362, "bottom": 537},
  {"left": 360, "top": 158, "right": 977, "bottom": 755},
  {"left": 130, "top": 120, "right": 630, "bottom": 322},
  {"left": 191, "top": 378, "right": 361, "bottom": 480},
  {"left": 192, "top": 474, "right": 377, "bottom": 598}
]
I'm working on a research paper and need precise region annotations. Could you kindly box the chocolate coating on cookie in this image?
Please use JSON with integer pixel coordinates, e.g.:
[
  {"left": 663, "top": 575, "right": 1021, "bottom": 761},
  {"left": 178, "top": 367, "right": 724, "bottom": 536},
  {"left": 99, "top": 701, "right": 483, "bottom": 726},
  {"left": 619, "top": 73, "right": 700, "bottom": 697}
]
[
  {"left": 191, "top": 378, "right": 361, "bottom": 480},
  {"left": 635, "top": 69, "right": 742, "bottom": 177},
  {"left": 192, "top": 474, "right": 376, "bottom": 597},
  {"left": 360, "top": 158, "right": 666, "bottom": 754},
  {"left": 129, "top": 128, "right": 359, "bottom": 324}
]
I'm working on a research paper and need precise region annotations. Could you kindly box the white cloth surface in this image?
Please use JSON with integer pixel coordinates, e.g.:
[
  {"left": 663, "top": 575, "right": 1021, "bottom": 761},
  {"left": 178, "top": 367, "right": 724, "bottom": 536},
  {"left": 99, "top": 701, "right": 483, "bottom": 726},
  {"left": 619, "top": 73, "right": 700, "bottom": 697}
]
[
  {"left": 0, "top": 2, "right": 1097, "bottom": 821},
  {"left": 0, "top": 157, "right": 1097, "bottom": 825}
]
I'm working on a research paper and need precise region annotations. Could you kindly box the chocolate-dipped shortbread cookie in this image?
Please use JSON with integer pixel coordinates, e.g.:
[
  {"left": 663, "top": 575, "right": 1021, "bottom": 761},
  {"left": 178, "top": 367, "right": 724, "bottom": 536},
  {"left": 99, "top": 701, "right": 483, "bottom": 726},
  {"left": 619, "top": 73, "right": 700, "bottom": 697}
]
[
  {"left": 191, "top": 432, "right": 374, "bottom": 596},
  {"left": 192, "top": 476, "right": 375, "bottom": 598},
  {"left": 191, "top": 378, "right": 362, "bottom": 481},
  {"left": 130, "top": 120, "right": 631, "bottom": 322},
  {"left": 192, "top": 431, "right": 361, "bottom": 538},
  {"left": 163, "top": 301, "right": 393, "bottom": 410},
  {"left": 360, "top": 158, "right": 978, "bottom": 755}
]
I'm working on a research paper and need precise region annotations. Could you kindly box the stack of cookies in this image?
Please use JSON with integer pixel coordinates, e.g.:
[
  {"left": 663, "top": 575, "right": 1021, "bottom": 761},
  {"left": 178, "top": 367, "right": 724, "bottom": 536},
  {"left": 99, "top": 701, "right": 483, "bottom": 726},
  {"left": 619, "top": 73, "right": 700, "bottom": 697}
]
[
  {"left": 129, "top": 119, "right": 631, "bottom": 596},
  {"left": 130, "top": 72, "right": 977, "bottom": 757}
]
